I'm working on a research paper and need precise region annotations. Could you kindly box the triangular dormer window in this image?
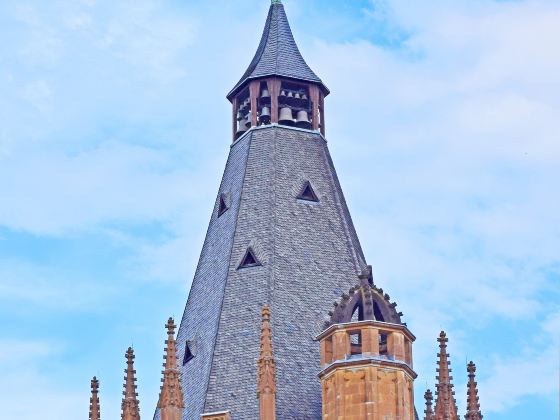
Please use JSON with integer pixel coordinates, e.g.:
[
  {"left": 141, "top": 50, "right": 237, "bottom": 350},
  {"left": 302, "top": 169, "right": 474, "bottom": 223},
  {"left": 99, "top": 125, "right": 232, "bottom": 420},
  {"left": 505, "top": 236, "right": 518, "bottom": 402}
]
[
  {"left": 218, "top": 194, "right": 229, "bottom": 217},
  {"left": 183, "top": 342, "right": 194, "bottom": 365},
  {"left": 238, "top": 247, "right": 261, "bottom": 269},
  {"left": 297, "top": 181, "right": 319, "bottom": 202}
]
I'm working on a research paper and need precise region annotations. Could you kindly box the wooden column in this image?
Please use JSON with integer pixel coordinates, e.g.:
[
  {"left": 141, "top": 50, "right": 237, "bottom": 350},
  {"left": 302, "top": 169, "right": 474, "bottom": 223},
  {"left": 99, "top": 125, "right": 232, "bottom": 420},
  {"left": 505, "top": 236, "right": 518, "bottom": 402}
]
[
  {"left": 319, "top": 92, "right": 326, "bottom": 136},
  {"left": 269, "top": 78, "right": 281, "bottom": 124},
  {"left": 310, "top": 85, "right": 320, "bottom": 131},
  {"left": 249, "top": 81, "right": 260, "bottom": 128},
  {"left": 232, "top": 96, "right": 238, "bottom": 142}
]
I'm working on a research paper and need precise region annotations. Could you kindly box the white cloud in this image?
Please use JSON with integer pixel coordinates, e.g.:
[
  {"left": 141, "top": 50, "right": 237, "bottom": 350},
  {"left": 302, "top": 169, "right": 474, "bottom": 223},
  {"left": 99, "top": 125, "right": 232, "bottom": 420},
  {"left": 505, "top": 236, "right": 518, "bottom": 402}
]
[
  {"left": 479, "top": 310, "right": 560, "bottom": 411},
  {"left": 304, "top": 0, "right": 560, "bottom": 413}
]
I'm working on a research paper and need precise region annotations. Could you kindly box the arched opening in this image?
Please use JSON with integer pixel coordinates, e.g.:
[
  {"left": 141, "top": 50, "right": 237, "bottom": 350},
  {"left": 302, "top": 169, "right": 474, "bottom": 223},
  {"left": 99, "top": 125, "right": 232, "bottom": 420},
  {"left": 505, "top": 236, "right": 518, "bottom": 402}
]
[{"left": 373, "top": 301, "right": 385, "bottom": 322}]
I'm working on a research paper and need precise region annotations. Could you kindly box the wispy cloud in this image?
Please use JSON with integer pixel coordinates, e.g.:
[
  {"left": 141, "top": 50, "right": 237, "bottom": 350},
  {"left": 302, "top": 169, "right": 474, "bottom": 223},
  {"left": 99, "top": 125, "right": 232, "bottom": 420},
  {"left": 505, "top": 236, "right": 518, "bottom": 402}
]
[{"left": 0, "top": 0, "right": 558, "bottom": 418}]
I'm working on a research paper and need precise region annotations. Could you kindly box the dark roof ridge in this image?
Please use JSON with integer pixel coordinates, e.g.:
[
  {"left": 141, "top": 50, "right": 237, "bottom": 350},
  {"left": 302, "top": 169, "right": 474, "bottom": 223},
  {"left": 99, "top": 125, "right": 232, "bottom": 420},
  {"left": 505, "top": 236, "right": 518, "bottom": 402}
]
[{"left": 227, "top": 2, "right": 327, "bottom": 99}]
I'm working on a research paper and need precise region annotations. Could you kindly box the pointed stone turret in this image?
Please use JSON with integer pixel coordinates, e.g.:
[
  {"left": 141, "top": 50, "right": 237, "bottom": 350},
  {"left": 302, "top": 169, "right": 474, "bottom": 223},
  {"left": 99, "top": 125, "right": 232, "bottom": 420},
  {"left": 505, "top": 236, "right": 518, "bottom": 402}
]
[
  {"left": 257, "top": 305, "right": 276, "bottom": 420},
  {"left": 157, "top": 318, "right": 185, "bottom": 420},
  {"left": 89, "top": 376, "right": 100, "bottom": 420},
  {"left": 465, "top": 361, "right": 483, "bottom": 420},
  {"left": 434, "top": 331, "right": 458, "bottom": 420},
  {"left": 424, "top": 389, "right": 434, "bottom": 420},
  {"left": 122, "top": 347, "right": 140, "bottom": 420}
]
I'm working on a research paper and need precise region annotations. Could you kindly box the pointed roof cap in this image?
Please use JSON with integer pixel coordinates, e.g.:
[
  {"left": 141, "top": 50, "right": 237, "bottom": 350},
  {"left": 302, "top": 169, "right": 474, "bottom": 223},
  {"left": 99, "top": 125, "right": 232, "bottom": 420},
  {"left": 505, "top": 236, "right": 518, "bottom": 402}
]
[
  {"left": 228, "top": 1, "right": 328, "bottom": 100},
  {"left": 423, "top": 389, "right": 434, "bottom": 420},
  {"left": 434, "top": 331, "right": 459, "bottom": 420},
  {"left": 465, "top": 361, "right": 483, "bottom": 420},
  {"left": 121, "top": 347, "right": 141, "bottom": 420},
  {"left": 325, "top": 266, "right": 403, "bottom": 328},
  {"left": 157, "top": 317, "right": 185, "bottom": 412}
]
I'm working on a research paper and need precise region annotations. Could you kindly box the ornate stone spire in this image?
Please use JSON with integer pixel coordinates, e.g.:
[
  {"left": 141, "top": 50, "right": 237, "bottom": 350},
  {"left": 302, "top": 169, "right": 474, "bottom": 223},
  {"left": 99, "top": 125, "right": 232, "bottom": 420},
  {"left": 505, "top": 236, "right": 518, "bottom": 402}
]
[
  {"left": 121, "top": 347, "right": 141, "bottom": 420},
  {"left": 157, "top": 318, "right": 185, "bottom": 420},
  {"left": 257, "top": 305, "right": 276, "bottom": 420},
  {"left": 424, "top": 389, "right": 434, "bottom": 420},
  {"left": 434, "top": 331, "right": 458, "bottom": 420},
  {"left": 465, "top": 361, "right": 483, "bottom": 420},
  {"left": 89, "top": 376, "right": 100, "bottom": 420}
]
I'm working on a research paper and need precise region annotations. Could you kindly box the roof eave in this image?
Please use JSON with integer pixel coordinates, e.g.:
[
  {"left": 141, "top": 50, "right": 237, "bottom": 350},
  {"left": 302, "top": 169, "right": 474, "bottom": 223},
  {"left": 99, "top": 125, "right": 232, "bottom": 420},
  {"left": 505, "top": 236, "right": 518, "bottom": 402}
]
[{"left": 226, "top": 75, "right": 330, "bottom": 102}]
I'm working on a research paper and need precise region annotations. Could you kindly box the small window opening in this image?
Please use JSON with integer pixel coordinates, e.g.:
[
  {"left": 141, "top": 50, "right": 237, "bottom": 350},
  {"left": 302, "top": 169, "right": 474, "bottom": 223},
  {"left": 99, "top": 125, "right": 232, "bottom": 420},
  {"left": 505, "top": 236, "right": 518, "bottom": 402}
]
[
  {"left": 218, "top": 194, "right": 229, "bottom": 217},
  {"left": 349, "top": 331, "right": 362, "bottom": 356},
  {"left": 373, "top": 301, "right": 385, "bottom": 322},
  {"left": 351, "top": 303, "right": 364, "bottom": 323},
  {"left": 379, "top": 332, "right": 389, "bottom": 357},
  {"left": 238, "top": 247, "right": 261, "bottom": 269},
  {"left": 183, "top": 342, "right": 194, "bottom": 365},
  {"left": 298, "top": 182, "right": 319, "bottom": 202}
]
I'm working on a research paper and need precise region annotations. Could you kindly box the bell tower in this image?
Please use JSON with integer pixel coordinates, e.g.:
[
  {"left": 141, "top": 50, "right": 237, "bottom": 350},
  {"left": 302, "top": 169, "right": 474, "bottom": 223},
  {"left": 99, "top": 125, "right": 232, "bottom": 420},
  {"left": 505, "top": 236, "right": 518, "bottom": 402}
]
[
  {"left": 227, "top": 0, "right": 328, "bottom": 140},
  {"left": 163, "top": 1, "right": 369, "bottom": 418}
]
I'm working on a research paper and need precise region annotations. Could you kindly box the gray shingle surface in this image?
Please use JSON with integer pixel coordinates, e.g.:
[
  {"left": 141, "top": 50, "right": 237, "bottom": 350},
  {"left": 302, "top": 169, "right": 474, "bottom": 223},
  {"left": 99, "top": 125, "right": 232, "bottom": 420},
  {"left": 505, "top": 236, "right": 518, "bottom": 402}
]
[
  {"left": 157, "top": 126, "right": 368, "bottom": 419},
  {"left": 228, "top": 3, "right": 328, "bottom": 99}
]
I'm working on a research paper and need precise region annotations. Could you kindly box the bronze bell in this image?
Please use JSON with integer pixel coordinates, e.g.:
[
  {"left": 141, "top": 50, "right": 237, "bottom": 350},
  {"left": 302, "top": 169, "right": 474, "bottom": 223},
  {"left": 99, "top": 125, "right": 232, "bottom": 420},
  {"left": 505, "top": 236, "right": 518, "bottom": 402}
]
[
  {"left": 259, "top": 106, "right": 271, "bottom": 124},
  {"left": 287, "top": 91, "right": 294, "bottom": 98},
  {"left": 261, "top": 89, "right": 270, "bottom": 98},
  {"left": 301, "top": 93, "right": 308, "bottom": 100},
  {"left": 237, "top": 118, "right": 249, "bottom": 135},
  {"left": 278, "top": 106, "right": 294, "bottom": 125},
  {"left": 280, "top": 90, "right": 287, "bottom": 96},
  {"left": 295, "top": 110, "right": 311, "bottom": 129},
  {"left": 295, "top": 92, "right": 301, "bottom": 99},
  {"left": 245, "top": 110, "right": 253, "bottom": 128}
]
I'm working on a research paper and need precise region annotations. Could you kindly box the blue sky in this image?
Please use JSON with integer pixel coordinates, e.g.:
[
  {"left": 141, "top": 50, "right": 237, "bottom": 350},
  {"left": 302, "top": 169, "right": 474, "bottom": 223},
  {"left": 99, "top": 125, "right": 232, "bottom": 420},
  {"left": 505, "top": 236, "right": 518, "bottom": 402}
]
[{"left": 0, "top": 0, "right": 559, "bottom": 418}]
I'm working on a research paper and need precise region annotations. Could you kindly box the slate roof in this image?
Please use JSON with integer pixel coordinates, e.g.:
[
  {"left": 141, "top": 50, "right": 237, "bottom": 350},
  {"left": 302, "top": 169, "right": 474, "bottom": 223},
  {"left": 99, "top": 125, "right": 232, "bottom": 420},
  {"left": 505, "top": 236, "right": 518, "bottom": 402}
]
[
  {"left": 227, "top": 1, "right": 328, "bottom": 99},
  {"left": 154, "top": 125, "right": 368, "bottom": 420}
]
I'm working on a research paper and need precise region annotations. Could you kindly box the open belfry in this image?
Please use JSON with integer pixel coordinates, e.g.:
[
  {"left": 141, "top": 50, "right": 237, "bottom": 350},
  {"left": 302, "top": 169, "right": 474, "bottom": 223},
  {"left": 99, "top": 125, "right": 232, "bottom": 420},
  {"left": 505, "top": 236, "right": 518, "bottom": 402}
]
[{"left": 88, "top": 1, "right": 485, "bottom": 419}]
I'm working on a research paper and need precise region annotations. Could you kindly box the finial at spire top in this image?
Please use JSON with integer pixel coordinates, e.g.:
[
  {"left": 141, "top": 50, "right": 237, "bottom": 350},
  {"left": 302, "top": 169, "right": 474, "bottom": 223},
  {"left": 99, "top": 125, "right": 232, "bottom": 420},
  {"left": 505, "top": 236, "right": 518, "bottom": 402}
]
[
  {"left": 465, "top": 361, "right": 483, "bottom": 420},
  {"left": 271, "top": 0, "right": 282, "bottom": 4},
  {"left": 122, "top": 347, "right": 140, "bottom": 420},
  {"left": 157, "top": 316, "right": 184, "bottom": 419},
  {"left": 166, "top": 317, "right": 176, "bottom": 336}
]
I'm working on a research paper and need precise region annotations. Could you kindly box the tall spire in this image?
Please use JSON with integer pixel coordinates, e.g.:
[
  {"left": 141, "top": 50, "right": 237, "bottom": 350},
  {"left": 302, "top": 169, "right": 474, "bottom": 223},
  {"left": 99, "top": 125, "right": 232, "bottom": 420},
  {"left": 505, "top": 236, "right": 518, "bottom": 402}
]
[
  {"left": 157, "top": 318, "right": 185, "bottom": 420},
  {"left": 257, "top": 305, "right": 276, "bottom": 420},
  {"left": 434, "top": 331, "right": 458, "bottom": 420},
  {"left": 228, "top": 0, "right": 327, "bottom": 99},
  {"left": 89, "top": 376, "right": 101, "bottom": 420},
  {"left": 424, "top": 389, "right": 434, "bottom": 420},
  {"left": 121, "top": 347, "right": 141, "bottom": 420},
  {"left": 465, "top": 361, "right": 483, "bottom": 420}
]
